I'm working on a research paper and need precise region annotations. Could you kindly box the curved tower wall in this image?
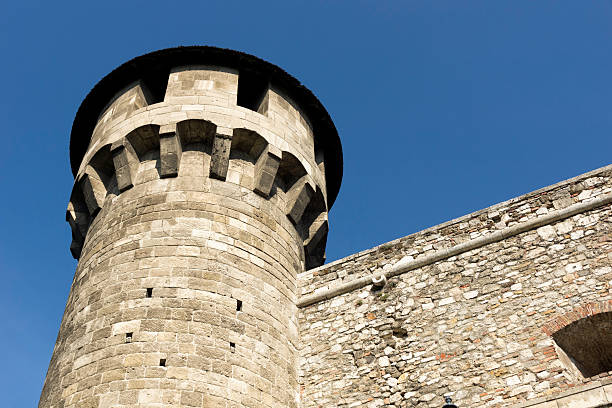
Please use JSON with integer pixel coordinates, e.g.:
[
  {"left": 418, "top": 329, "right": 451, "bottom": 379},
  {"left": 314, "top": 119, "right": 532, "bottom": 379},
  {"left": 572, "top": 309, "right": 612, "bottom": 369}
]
[{"left": 40, "top": 53, "right": 340, "bottom": 408}]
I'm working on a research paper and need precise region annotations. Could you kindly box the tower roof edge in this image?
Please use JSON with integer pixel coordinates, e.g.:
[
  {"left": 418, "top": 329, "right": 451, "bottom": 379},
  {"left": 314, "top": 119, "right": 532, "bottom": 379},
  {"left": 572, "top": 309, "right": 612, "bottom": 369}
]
[{"left": 69, "top": 46, "right": 343, "bottom": 207}]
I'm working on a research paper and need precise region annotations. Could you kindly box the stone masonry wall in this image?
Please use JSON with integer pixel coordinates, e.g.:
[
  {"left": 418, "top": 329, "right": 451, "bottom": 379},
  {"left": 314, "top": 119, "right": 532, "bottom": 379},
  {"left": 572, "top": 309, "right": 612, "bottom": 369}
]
[
  {"left": 298, "top": 165, "right": 612, "bottom": 408},
  {"left": 45, "top": 165, "right": 302, "bottom": 407},
  {"left": 41, "top": 64, "right": 333, "bottom": 408}
]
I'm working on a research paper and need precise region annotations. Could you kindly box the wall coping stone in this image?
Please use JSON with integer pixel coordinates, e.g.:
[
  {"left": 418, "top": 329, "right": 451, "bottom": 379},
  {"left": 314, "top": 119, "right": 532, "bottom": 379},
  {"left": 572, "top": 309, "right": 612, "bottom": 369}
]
[
  {"left": 510, "top": 378, "right": 612, "bottom": 408},
  {"left": 298, "top": 163, "right": 612, "bottom": 307}
]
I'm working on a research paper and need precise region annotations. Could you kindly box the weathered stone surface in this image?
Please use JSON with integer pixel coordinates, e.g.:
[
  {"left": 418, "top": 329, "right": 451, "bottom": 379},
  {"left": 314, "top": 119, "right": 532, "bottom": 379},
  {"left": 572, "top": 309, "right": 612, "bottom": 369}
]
[
  {"left": 41, "top": 53, "right": 338, "bottom": 408},
  {"left": 298, "top": 166, "right": 612, "bottom": 408}
]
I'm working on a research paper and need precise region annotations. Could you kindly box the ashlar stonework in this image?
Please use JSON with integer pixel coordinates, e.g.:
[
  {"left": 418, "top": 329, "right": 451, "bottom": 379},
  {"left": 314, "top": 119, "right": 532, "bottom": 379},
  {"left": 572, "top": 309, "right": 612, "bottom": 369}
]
[{"left": 41, "top": 47, "right": 612, "bottom": 408}]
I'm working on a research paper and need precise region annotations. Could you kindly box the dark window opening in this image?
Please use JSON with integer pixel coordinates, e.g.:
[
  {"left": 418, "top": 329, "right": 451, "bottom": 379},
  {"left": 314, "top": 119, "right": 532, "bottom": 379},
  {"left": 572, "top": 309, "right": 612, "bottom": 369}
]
[
  {"left": 236, "top": 299, "right": 242, "bottom": 312},
  {"left": 146, "top": 288, "right": 153, "bottom": 298},
  {"left": 140, "top": 68, "right": 170, "bottom": 105},
  {"left": 159, "top": 358, "right": 166, "bottom": 367},
  {"left": 237, "top": 71, "right": 268, "bottom": 114},
  {"left": 125, "top": 332, "right": 133, "bottom": 343},
  {"left": 230, "top": 342, "right": 236, "bottom": 353},
  {"left": 552, "top": 311, "right": 612, "bottom": 378}
]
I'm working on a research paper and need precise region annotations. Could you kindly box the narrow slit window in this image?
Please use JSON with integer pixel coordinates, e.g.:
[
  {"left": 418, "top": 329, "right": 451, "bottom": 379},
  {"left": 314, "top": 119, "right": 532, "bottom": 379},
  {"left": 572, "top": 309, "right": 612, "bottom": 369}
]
[
  {"left": 230, "top": 342, "right": 236, "bottom": 353},
  {"left": 125, "top": 332, "right": 133, "bottom": 343},
  {"left": 236, "top": 299, "right": 242, "bottom": 312},
  {"left": 146, "top": 288, "right": 153, "bottom": 298},
  {"left": 159, "top": 358, "right": 166, "bottom": 367}
]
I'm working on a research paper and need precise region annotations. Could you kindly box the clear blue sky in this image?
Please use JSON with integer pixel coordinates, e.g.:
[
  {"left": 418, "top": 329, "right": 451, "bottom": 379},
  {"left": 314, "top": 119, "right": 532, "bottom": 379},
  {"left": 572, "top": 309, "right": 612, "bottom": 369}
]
[{"left": 2, "top": 1, "right": 612, "bottom": 404}]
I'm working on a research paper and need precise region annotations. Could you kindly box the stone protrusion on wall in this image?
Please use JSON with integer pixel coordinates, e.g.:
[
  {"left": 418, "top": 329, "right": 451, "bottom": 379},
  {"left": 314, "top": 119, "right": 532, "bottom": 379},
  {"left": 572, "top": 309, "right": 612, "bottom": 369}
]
[
  {"left": 303, "top": 212, "right": 329, "bottom": 269},
  {"left": 209, "top": 128, "right": 232, "bottom": 181},
  {"left": 66, "top": 194, "right": 90, "bottom": 240},
  {"left": 159, "top": 125, "right": 181, "bottom": 178},
  {"left": 94, "top": 82, "right": 151, "bottom": 135},
  {"left": 254, "top": 139, "right": 281, "bottom": 196},
  {"left": 110, "top": 141, "right": 135, "bottom": 192},
  {"left": 254, "top": 147, "right": 281, "bottom": 197},
  {"left": 78, "top": 145, "right": 117, "bottom": 217},
  {"left": 285, "top": 175, "right": 315, "bottom": 225},
  {"left": 275, "top": 151, "right": 317, "bottom": 225},
  {"left": 66, "top": 196, "right": 90, "bottom": 259},
  {"left": 304, "top": 212, "right": 329, "bottom": 254},
  {"left": 78, "top": 170, "right": 105, "bottom": 217},
  {"left": 315, "top": 149, "right": 327, "bottom": 195},
  {"left": 299, "top": 186, "right": 329, "bottom": 268},
  {"left": 69, "top": 239, "right": 82, "bottom": 260},
  {"left": 257, "top": 90, "right": 269, "bottom": 115},
  {"left": 114, "top": 124, "right": 160, "bottom": 189}
]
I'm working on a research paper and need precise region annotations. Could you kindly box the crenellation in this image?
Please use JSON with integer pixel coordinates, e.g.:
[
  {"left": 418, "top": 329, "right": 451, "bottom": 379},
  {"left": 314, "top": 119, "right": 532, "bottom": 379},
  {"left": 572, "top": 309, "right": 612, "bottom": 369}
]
[
  {"left": 78, "top": 169, "right": 106, "bottom": 217},
  {"left": 304, "top": 212, "right": 328, "bottom": 252},
  {"left": 66, "top": 196, "right": 90, "bottom": 259},
  {"left": 78, "top": 95, "right": 328, "bottom": 194},
  {"left": 69, "top": 110, "right": 332, "bottom": 275},
  {"left": 266, "top": 87, "right": 315, "bottom": 156},
  {"left": 165, "top": 66, "right": 239, "bottom": 102}
]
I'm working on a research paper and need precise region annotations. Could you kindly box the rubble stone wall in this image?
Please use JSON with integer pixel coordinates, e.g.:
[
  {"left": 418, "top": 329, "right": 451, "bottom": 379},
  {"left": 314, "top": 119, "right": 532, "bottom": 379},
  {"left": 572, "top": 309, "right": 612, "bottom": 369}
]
[{"left": 298, "top": 165, "right": 612, "bottom": 408}]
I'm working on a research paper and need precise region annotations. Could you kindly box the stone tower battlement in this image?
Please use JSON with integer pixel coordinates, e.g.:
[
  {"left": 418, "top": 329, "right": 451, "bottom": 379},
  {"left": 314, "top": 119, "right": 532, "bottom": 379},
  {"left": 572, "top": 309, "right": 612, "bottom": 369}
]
[
  {"left": 66, "top": 47, "right": 342, "bottom": 269},
  {"left": 41, "top": 47, "right": 342, "bottom": 408}
]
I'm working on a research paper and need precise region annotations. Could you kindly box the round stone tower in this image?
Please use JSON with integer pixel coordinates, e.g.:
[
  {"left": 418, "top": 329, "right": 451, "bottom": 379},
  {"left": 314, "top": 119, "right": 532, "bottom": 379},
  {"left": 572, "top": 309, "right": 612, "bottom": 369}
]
[{"left": 40, "top": 46, "right": 342, "bottom": 408}]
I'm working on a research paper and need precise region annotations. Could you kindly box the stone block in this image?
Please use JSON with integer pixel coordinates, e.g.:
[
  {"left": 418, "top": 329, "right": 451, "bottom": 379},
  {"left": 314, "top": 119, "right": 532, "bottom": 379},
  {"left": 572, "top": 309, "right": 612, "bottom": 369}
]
[
  {"left": 79, "top": 171, "right": 106, "bottom": 216},
  {"left": 210, "top": 130, "right": 232, "bottom": 181},
  {"left": 111, "top": 141, "right": 134, "bottom": 192},
  {"left": 254, "top": 147, "right": 280, "bottom": 197},
  {"left": 43, "top": 48, "right": 339, "bottom": 408},
  {"left": 286, "top": 175, "right": 315, "bottom": 224},
  {"left": 159, "top": 130, "right": 181, "bottom": 178},
  {"left": 557, "top": 387, "right": 607, "bottom": 408}
]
